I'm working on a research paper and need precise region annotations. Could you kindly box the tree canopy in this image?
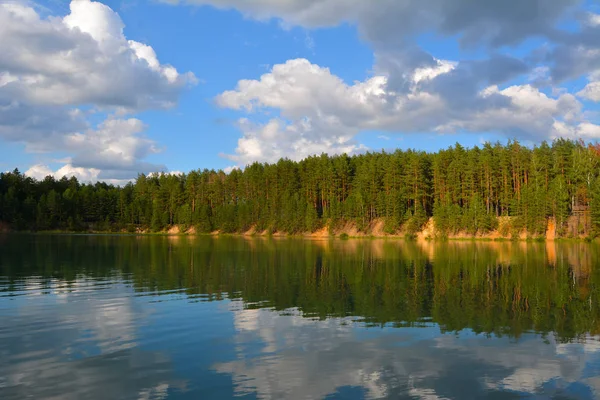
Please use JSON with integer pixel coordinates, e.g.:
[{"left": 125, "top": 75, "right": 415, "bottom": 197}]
[{"left": 2, "top": 139, "right": 600, "bottom": 237}]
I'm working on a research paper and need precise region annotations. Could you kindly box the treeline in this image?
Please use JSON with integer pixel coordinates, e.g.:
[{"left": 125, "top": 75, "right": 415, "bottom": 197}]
[{"left": 2, "top": 139, "right": 600, "bottom": 237}]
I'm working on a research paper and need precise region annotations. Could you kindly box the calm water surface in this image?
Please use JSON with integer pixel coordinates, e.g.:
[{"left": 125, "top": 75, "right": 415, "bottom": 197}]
[{"left": 1, "top": 235, "right": 600, "bottom": 399}]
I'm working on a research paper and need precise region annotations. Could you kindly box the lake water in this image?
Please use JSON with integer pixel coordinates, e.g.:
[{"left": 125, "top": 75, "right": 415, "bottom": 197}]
[{"left": 1, "top": 235, "right": 600, "bottom": 399}]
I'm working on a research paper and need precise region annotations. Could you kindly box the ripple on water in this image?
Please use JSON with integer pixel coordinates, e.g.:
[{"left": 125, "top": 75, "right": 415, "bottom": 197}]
[{"left": 2, "top": 236, "right": 600, "bottom": 399}]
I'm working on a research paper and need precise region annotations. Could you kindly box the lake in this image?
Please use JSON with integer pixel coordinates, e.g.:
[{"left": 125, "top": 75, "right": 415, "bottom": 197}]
[{"left": 1, "top": 235, "right": 599, "bottom": 399}]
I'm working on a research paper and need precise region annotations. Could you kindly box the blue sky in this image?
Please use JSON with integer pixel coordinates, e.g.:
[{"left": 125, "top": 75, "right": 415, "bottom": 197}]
[{"left": 1, "top": 0, "right": 599, "bottom": 183}]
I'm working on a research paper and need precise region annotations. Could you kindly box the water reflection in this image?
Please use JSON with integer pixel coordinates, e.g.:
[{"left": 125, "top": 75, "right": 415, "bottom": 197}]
[
  {"left": 0, "top": 235, "right": 599, "bottom": 399},
  {"left": 0, "top": 275, "right": 183, "bottom": 399},
  {"left": 219, "top": 302, "right": 600, "bottom": 399}
]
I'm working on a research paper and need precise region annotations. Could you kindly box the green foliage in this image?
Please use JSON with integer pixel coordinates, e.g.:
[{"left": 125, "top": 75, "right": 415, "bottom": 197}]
[
  {"left": 305, "top": 202, "right": 319, "bottom": 233},
  {"left": 1, "top": 139, "right": 600, "bottom": 236},
  {"left": 498, "top": 220, "right": 511, "bottom": 237},
  {"left": 405, "top": 203, "right": 428, "bottom": 234},
  {"left": 383, "top": 215, "right": 400, "bottom": 234},
  {"left": 590, "top": 177, "right": 600, "bottom": 238}
]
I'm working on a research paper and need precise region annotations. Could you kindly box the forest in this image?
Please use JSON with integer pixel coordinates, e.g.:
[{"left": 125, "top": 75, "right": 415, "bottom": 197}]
[{"left": 1, "top": 138, "right": 600, "bottom": 238}]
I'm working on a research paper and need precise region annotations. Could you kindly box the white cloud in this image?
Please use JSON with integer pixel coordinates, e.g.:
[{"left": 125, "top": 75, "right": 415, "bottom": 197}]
[
  {"left": 63, "top": 0, "right": 125, "bottom": 45},
  {"left": 168, "top": 0, "right": 578, "bottom": 49},
  {"left": 0, "top": 0, "right": 196, "bottom": 109},
  {"left": 552, "top": 121, "right": 600, "bottom": 140},
  {"left": 147, "top": 170, "right": 185, "bottom": 178},
  {"left": 412, "top": 59, "right": 457, "bottom": 85},
  {"left": 552, "top": 45, "right": 600, "bottom": 82},
  {"left": 586, "top": 12, "right": 600, "bottom": 27},
  {"left": 216, "top": 58, "right": 388, "bottom": 120},
  {"left": 64, "top": 118, "right": 161, "bottom": 172},
  {"left": 162, "top": 0, "right": 358, "bottom": 28},
  {"left": 578, "top": 81, "right": 600, "bottom": 101},
  {"left": 0, "top": 0, "right": 195, "bottom": 182},
  {"left": 167, "top": 0, "right": 600, "bottom": 166},
  {"left": 24, "top": 163, "right": 136, "bottom": 185},
  {"left": 217, "top": 59, "right": 600, "bottom": 165},
  {"left": 0, "top": 100, "right": 88, "bottom": 144},
  {"left": 23, "top": 117, "right": 170, "bottom": 183},
  {"left": 5, "top": 0, "right": 598, "bottom": 176},
  {"left": 442, "top": 84, "right": 589, "bottom": 140},
  {"left": 25, "top": 163, "right": 97, "bottom": 181},
  {"left": 552, "top": 41, "right": 600, "bottom": 104},
  {"left": 223, "top": 117, "right": 365, "bottom": 165},
  {"left": 216, "top": 57, "right": 452, "bottom": 136},
  {"left": 216, "top": 58, "right": 389, "bottom": 164},
  {"left": 528, "top": 66, "right": 550, "bottom": 84}
]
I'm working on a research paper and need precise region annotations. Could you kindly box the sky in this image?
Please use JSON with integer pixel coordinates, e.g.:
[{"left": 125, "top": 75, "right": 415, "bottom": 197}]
[{"left": 1, "top": 0, "right": 600, "bottom": 184}]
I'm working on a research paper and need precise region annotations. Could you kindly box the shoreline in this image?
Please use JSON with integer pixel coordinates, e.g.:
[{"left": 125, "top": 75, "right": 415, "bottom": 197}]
[
  {"left": 3, "top": 229, "right": 596, "bottom": 242},
  {"left": 2, "top": 216, "right": 595, "bottom": 242}
]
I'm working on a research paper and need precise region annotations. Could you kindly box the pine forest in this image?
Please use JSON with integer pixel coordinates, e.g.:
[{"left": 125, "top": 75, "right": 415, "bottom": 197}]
[{"left": 2, "top": 139, "right": 600, "bottom": 239}]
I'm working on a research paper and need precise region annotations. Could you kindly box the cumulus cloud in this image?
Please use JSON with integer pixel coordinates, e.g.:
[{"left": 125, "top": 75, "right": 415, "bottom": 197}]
[
  {"left": 164, "top": 0, "right": 600, "bottom": 165},
  {"left": 216, "top": 59, "right": 385, "bottom": 164},
  {"left": 578, "top": 81, "right": 600, "bottom": 101},
  {"left": 23, "top": 117, "right": 167, "bottom": 184},
  {"left": 222, "top": 117, "right": 365, "bottom": 165},
  {"left": 217, "top": 59, "right": 387, "bottom": 120},
  {"left": 216, "top": 58, "right": 600, "bottom": 165},
  {"left": 168, "top": 0, "right": 587, "bottom": 91},
  {"left": 25, "top": 163, "right": 100, "bottom": 182},
  {"left": 65, "top": 118, "right": 163, "bottom": 172},
  {"left": 162, "top": 0, "right": 358, "bottom": 28},
  {"left": 557, "top": 45, "right": 600, "bottom": 103},
  {"left": 24, "top": 164, "right": 140, "bottom": 186},
  {"left": 588, "top": 13, "right": 600, "bottom": 27},
  {"left": 167, "top": 0, "right": 579, "bottom": 49},
  {"left": 0, "top": 0, "right": 195, "bottom": 109},
  {"left": 0, "top": 96, "right": 88, "bottom": 144},
  {"left": 437, "top": 84, "right": 588, "bottom": 139},
  {"left": 548, "top": 43, "right": 600, "bottom": 83},
  {"left": 0, "top": 0, "right": 195, "bottom": 181},
  {"left": 8, "top": 0, "right": 593, "bottom": 171},
  {"left": 544, "top": 10, "right": 600, "bottom": 101}
]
